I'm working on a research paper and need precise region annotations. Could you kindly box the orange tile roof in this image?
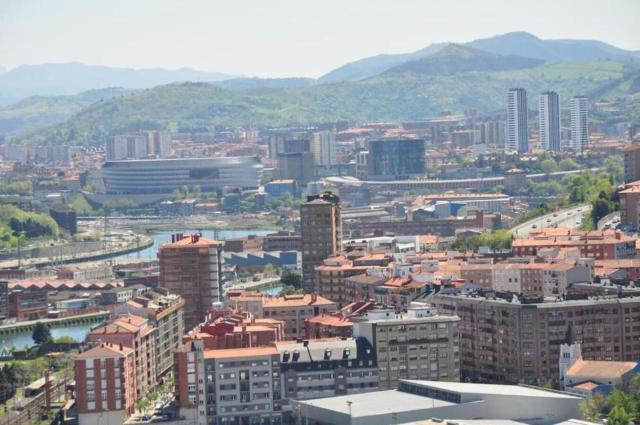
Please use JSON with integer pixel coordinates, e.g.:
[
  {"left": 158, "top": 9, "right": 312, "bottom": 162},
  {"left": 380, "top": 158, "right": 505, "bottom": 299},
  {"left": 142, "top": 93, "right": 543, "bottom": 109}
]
[
  {"left": 623, "top": 144, "right": 640, "bottom": 152},
  {"left": 570, "top": 381, "right": 601, "bottom": 391},
  {"left": 595, "top": 259, "right": 640, "bottom": 268},
  {"left": 619, "top": 185, "right": 640, "bottom": 194},
  {"left": 419, "top": 235, "right": 439, "bottom": 245},
  {"left": 566, "top": 359, "right": 638, "bottom": 380},
  {"left": 203, "top": 346, "right": 278, "bottom": 359},
  {"left": 162, "top": 235, "right": 222, "bottom": 249},
  {"left": 263, "top": 294, "right": 336, "bottom": 308},
  {"left": 77, "top": 343, "right": 133, "bottom": 359},
  {"left": 384, "top": 277, "right": 412, "bottom": 287},
  {"left": 306, "top": 314, "right": 353, "bottom": 327}
]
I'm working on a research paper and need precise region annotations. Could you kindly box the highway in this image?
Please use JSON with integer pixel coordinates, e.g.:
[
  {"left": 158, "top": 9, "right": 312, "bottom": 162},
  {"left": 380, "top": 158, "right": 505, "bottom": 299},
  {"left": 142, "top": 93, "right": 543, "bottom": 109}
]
[{"left": 511, "top": 204, "right": 592, "bottom": 238}]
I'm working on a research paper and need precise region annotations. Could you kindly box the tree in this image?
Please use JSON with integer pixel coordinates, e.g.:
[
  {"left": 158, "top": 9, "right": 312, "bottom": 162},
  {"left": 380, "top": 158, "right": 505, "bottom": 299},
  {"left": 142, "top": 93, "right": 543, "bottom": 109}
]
[
  {"left": 607, "top": 406, "right": 633, "bottom": 425},
  {"left": 280, "top": 270, "right": 302, "bottom": 288},
  {"left": 263, "top": 263, "right": 276, "bottom": 277},
  {"left": 608, "top": 390, "right": 638, "bottom": 418},
  {"left": 591, "top": 198, "right": 611, "bottom": 224},
  {"left": 558, "top": 159, "right": 580, "bottom": 171},
  {"left": 32, "top": 322, "right": 52, "bottom": 345},
  {"left": 579, "top": 392, "right": 606, "bottom": 422},
  {"left": 540, "top": 158, "right": 558, "bottom": 174}
]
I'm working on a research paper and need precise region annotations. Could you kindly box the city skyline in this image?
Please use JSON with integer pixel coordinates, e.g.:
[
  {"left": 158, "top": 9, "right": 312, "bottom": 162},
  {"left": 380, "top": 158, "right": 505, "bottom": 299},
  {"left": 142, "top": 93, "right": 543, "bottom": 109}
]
[{"left": 1, "top": 0, "right": 639, "bottom": 78}]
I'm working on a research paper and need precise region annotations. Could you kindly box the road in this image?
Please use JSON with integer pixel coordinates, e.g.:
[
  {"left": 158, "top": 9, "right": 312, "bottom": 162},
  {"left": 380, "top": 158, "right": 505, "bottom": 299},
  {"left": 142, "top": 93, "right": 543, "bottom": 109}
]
[{"left": 511, "top": 204, "right": 592, "bottom": 238}]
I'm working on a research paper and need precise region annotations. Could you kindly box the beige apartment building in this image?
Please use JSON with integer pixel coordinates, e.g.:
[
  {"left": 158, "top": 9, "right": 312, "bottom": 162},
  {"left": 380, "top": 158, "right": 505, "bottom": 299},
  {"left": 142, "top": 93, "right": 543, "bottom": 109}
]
[
  {"left": 315, "top": 254, "right": 391, "bottom": 307},
  {"left": 353, "top": 303, "right": 460, "bottom": 390},
  {"left": 228, "top": 292, "right": 338, "bottom": 340},
  {"left": 461, "top": 261, "right": 591, "bottom": 297}
]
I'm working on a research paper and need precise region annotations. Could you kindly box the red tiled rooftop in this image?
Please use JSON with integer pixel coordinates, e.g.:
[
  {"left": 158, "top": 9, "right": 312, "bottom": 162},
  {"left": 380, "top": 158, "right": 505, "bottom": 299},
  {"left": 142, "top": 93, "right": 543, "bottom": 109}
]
[
  {"left": 161, "top": 234, "right": 222, "bottom": 249},
  {"left": 77, "top": 343, "right": 133, "bottom": 359},
  {"left": 203, "top": 346, "right": 278, "bottom": 359},
  {"left": 566, "top": 359, "right": 638, "bottom": 380},
  {"left": 263, "top": 294, "right": 336, "bottom": 308}
]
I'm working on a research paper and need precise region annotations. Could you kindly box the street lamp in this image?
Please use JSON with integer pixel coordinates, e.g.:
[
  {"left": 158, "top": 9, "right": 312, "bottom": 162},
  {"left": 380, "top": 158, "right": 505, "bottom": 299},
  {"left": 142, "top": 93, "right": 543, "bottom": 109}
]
[{"left": 346, "top": 400, "right": 353, "bottom": 425}]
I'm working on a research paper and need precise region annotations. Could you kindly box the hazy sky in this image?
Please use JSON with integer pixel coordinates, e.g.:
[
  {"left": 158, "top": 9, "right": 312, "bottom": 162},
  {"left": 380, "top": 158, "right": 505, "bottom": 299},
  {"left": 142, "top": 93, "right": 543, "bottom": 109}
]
[{"left": 1, "top": 0, "right": 639, "bottom": 78}]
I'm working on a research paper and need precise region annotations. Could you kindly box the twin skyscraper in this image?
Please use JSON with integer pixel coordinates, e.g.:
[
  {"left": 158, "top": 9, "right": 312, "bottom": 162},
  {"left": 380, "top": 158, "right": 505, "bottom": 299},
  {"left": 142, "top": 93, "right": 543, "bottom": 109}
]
[{"left": 506, "top": 87, "right": 588, "bottom": 154}]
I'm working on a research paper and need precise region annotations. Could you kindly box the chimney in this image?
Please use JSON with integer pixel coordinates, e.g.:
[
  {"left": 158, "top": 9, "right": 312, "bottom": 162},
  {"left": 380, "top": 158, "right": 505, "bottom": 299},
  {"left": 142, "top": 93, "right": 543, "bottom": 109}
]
[
  {"left": 119, "top": 343, "right": 123, "bottom": 350},
  {"left": 44, "top": 369, "right": 51, "bottom": 410}
]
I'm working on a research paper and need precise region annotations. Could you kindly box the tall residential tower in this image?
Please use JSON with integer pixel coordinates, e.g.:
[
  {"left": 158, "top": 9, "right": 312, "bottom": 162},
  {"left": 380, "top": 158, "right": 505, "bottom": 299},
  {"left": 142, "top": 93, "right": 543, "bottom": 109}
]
[
  {"left": 539, "top": 91, "right": 561, "bottom": 152},
  {"left": 570, "top": 96, "right": 589, "bottom": 152},
  {"left": 506, "top": 88, "right": 528, "bottom": 154},
  {"left": 300, "top": 192, "right": 342, "bottom": 293},
  {"left": 158, "top": 234, "right": 224, "bottom": 330}
]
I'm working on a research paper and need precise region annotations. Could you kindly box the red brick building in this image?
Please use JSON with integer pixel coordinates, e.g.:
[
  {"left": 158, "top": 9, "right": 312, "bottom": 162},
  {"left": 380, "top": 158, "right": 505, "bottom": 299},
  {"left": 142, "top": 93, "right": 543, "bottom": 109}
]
[
  {"left": 183, "top": 310, "right": 284, "bottom": 349},
  {"left": 8, "top": 289, "right": 48, "bottom": 321},
  {"left": 75, "top": 343, "right": 136, "bottom": 425},
  {"left": 88, "top": 314, "right": 157, "bottom": 399},
  {"left": 158, "top": 233, "right": 224, "bottom": 330},
  {"left": 512, "top": 228, "right": 636, "bottom": 260}
]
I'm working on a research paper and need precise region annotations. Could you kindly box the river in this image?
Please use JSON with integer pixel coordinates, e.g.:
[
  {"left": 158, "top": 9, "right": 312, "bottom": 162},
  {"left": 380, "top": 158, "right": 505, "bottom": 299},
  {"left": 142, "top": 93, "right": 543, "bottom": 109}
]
[
  {"left": 0, "top": 323, "right": 101, "bottom": 351},
  {"left": 2, "top": 229, "right": 278, "bottom": 350},
  {"left": 112, "top": 229, "right": 275, "bottom": 260}
]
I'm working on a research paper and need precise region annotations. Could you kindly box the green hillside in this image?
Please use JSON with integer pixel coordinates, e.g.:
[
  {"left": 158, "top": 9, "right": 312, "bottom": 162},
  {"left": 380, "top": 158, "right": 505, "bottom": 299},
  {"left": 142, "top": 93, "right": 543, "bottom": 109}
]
[
  {"left": 0, "top": 87, "right": 133, "bottom": 135},
  {"left": 10, "top": 61, "right": 640, "bottom": 146},
  {"left": 384, "top": 44, "right": 544, "bottom": 75}
]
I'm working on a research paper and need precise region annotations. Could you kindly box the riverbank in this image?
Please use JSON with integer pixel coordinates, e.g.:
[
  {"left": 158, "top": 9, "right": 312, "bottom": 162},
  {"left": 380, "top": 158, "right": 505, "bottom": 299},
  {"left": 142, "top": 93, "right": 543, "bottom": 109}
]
[
  {"left": 0, "top": 233, "right": 154, "bottom": 269},
  {"left": 80, "top": 213, "right": 280, "bottom": 233}
]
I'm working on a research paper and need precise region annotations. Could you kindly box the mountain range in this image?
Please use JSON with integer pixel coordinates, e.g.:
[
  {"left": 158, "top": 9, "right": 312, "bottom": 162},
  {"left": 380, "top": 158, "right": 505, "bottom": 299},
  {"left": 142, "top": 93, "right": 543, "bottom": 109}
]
[
  {"left": 319, "top": 31, "right": 640, "bottom": 82},
  {"left": 2, "top": 32, "right": 640, "bottom": 144},
  {"left": 0, "top": 63, "right": 238, "bottom": 105}
]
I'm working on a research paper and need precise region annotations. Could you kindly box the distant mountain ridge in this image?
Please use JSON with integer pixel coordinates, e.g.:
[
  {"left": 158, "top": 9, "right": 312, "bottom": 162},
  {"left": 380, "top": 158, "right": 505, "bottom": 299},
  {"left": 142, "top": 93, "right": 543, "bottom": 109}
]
[
  {"left": 0, "top": 62, "right": 238, "bottom": 105},
  {"left": 384, "top": 44, "right": 544, "bottom": 75},
  {"left": 318, "top": 31, "right": 640, "bottom": 82},
  {"left": 0, "top": 87, "right": 133, "bottom": 135},
  {"left": 9, "top": 60, "right": 639, "bottom": 146},
  {"left": 214, "top": 77, "right": 315, "bottom": 92}
]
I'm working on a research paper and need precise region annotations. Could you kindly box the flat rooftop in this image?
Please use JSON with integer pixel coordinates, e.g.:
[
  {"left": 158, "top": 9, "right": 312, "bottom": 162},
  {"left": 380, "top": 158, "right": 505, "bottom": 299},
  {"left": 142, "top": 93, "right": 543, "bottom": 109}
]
[
  {"left": 299, "top": 389, "right": 457, "bottom": 418},
  {"left": 401, "top": 380, "right": 578, "bottom": 399}
]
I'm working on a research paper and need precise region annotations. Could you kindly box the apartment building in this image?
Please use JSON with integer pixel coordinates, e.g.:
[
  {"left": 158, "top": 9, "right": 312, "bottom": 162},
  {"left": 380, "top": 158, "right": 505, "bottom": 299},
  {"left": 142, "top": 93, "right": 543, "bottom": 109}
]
[
  {"left": 512, "top": 228, "right": 636, "bottom": 260},
  {"left": 262, "top": 231, "right": 302, "bottom": 252},
  {"left": 183, "top": 310, "right": 285, "bottom": 349},
  {"left": 624, "top": 144, "right": 640, "bottom": 183},
  {"left": 345, "top": 273, "right": 387, "bottom": 304},
  {"left": 432, "top": 290, "right": 640, "bottom": 385},
  {"left": 305, "top": 301, "right": 375, "bottom": 339},
  {"left": 88, "top": 314, "right": 157, "bottom": 399},
  {"left": 570, "top": 96, "right": 589, "bottom": 152},
  {"left": 594, "top": 258, "right": 640, "bottom": 284},
  {"left": 174, "top": 342, "right": 282, "bottom": 425},
  {"left": 460, "top": 261, "right": 591, "bottom": 297},
  {"left": 263, "top": 294, "right": 338, "bottom": 340},
  {"left": 373, "top": 275, "right": 432, "bottom": 309},
  {"left": 344, "top": 210, "right": 501, "bottom": 238},
  {"left": 353, "top": 304, "right": 460, "bottom": 390},
  {"left": 227, "top": 292, "right": 338, "bottom": 340},
  {"left": 506, "top": 88, "right": 529, "bottom": 153},
  {"left": 275, "top": 337, "right": 378, "bottom": 413},
  {"left": 619, "top": 181, "right": 640, "bottom": 230},
  {"left": 300, "top": 192, "right": 342, "bottom": 292},
  {"left": 75, "top": 343, "right": 137, "bottom": 425},
  {"left": 115, "top": 291, "right": 186, "bottom": 377},
  {"left": 159, "top": 233, "right": 224, "bottom": 331},
  {"left": 315, "top": 254, "right": 391, "bottom": 307}
]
